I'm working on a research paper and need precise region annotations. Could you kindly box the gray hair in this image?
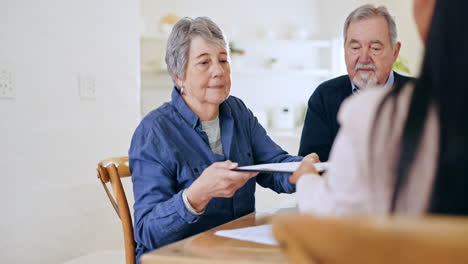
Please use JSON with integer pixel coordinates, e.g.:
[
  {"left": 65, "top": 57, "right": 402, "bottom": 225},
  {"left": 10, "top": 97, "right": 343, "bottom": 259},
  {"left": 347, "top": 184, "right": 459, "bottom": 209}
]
[
  {"left": 343, "top": 4, "right": 398, "bottom": 48},
  {"left": 165, "top": 16, "right": 229, "bottom": 89}
]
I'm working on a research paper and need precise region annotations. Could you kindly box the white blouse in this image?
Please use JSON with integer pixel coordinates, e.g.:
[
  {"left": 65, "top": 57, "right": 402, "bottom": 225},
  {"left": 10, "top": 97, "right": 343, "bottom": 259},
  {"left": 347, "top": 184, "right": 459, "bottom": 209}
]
[{"left": 297, "top": 84, "right": 439, "bottom": 216}]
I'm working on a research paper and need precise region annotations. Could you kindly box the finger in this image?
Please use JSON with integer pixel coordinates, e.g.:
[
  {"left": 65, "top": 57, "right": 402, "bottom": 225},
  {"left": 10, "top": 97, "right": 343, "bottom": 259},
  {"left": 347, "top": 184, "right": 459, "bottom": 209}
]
[
  {"left": 222, "top": 171, "right": 256, "bottom": 184},
  {"left": 243, "top": 171, "right": 258, "bottom": 180},
  {"left": 215, "top": 178, "right": 246, "bottom": 197},
  {"left": 289, "top": 173, "right": 299, "bottom": 184},
  {"left": 311, "top": 153, "right": 320, "bottom": 163},
  {"left": 290, "top": 159, "right": 318, "bottom": 184},
  {"left": 227, "top": 170, "right": 256, "bottom": 179},
  {"left": 304, "top": 153, "right": 320, "bottom": 163},
  {"left": 214, "top": 160, "right": 239, "bottom": 169},
  {"left": 234, "top": 172, "right": 258, "bottom": 188},
  {"left": 298, "top": 158, "right": 319, "bottom": 174},
  {"left": 290, "top": 170, "right": 304, "bottom": 184}
]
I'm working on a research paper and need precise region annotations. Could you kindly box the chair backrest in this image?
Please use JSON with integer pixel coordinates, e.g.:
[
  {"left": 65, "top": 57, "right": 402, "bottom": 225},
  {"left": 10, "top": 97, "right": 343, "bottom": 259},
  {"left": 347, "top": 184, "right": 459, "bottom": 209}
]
[
  {"left": 97, "top": 156, "right": 135, "bottom": 264},
  {"left": 272, "top": 214, "right": 468, "bottom": 264}
]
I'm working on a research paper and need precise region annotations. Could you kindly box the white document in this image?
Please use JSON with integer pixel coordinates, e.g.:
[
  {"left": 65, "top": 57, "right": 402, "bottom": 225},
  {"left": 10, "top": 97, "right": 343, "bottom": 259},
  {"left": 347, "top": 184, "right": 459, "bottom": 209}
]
[
  {"left": 214, "top": 224, "right": 278, "bottom": 246},
  {"left": 234, "top": 161, "right": 329, "bottom": 173},
  {"left": 256, "top": 208, "right": 282, "bottom": 215}
]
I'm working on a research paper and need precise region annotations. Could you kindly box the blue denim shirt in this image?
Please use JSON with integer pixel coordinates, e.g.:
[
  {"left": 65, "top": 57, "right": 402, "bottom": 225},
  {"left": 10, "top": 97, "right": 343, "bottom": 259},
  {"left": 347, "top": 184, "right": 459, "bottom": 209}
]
[{"left": 129, "top": 88, "right": 302, "bottom": 262}]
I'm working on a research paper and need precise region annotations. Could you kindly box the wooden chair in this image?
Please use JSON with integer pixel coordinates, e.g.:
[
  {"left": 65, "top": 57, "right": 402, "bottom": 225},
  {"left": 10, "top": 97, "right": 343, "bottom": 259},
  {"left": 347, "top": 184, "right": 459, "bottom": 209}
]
[
  {"left": 272, "top": 214, "right": 468, "bottom": 264},
  {"left": 97, "top": 156, "right": 135, "bottom": 264}
]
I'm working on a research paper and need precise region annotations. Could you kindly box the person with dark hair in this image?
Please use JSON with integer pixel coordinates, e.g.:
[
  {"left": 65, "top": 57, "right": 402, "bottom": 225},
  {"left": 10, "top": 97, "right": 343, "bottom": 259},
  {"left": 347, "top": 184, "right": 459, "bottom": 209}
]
[
  {"left": 298, "top": 4, "right": 414, "bottom": 161},
  {"left": 129, "top": 16, "right": 315, "bottom": 263},
  {"left": 291, "top": 0, "right": 468, "bottom": 216}
]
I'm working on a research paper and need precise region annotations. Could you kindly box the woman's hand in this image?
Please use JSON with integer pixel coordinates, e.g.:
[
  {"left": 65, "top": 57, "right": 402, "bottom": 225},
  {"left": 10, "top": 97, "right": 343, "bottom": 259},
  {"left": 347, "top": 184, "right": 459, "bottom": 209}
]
[
  {"left": 185, "top": 160, "right": 258, "bottom": 212},
  {"left": 289, "top": 153, "right": 320, "bottom": 184}
]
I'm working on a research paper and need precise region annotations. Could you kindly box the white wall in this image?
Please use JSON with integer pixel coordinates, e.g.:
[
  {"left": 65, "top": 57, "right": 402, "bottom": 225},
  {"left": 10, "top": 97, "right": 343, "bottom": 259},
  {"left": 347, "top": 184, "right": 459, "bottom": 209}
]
[
  {"left": 1, "top": 0, "right": 140, "bottom": 263},
  {"left": 141, "top": 0, "right": 321, "bottom": 40},
  {"left": 318, "top": 0, "right": 361, "bottom": 40},
  {"left": 140, "top": 0, "right": 324, "bottom": 113}
]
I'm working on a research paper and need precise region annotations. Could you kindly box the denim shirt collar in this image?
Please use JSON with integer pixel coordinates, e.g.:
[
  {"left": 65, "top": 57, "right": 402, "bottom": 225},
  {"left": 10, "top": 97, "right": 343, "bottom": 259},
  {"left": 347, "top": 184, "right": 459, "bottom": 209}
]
[{"left": 171, "top": 87, "right": 232, "bottom": 128}]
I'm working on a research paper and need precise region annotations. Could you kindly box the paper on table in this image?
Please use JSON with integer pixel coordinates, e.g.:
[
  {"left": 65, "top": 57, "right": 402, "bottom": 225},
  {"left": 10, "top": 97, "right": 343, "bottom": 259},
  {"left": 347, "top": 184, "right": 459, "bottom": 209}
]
[
  {"left": 234, "top": 161, "right": 329, "bottom": 173},
  {"left": 257, "top": 208, "right": 282, "bottom": 215},
  {"left": 214, "top": 224, "right": 278, "bottom": 246}
]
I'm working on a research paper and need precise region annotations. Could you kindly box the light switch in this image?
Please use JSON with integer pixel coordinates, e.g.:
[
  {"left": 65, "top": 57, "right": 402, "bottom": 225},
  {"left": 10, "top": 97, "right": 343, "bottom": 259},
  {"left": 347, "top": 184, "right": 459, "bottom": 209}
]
[
  {"left": 0, "top": 68, "right": 15, "bottom": 99},
  {"left": 78, "top": 73, "right": 96, "bottom": 100}
]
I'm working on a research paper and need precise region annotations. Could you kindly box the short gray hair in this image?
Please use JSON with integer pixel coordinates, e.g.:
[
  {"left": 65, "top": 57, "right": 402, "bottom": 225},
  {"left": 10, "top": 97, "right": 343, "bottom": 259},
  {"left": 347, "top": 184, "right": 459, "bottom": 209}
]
[
  {"left": 165, "top": 17, "right": 229, "bottom": 88},
  {"left": 343, "top": 4, "right": 398, "bottom": 48}
]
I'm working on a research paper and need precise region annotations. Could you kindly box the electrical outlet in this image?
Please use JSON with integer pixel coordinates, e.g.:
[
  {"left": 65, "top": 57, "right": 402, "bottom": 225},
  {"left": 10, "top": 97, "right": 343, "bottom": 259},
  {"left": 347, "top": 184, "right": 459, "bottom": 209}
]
[
  {"left": 78, "top": 73, "right": 96, "bottom": 100},
  {"left": 0, "top": 69, "right": 15, "bottom": 99}
]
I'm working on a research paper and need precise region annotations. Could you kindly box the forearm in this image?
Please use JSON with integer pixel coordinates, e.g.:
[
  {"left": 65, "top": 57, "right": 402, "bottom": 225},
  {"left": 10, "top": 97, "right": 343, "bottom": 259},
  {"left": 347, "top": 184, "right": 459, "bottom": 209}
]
[
  {"left": 134, "top": 190, "right": 201, "bottom": 249},
  {"left": 185, "top": 184, "right": 211, "bottom": 213}
]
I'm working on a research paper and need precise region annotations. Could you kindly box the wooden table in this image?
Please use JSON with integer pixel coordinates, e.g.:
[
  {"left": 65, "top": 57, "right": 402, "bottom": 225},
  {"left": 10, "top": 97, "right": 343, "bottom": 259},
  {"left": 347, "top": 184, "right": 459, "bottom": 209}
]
[{"left": 141, "top": 210, "right": 294, "bottom": 264}]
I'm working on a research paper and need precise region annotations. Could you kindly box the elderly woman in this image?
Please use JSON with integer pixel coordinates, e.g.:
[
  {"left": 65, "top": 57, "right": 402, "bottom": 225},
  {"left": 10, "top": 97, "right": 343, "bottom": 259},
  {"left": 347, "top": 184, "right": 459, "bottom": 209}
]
[{"left": 129, "top": 16, "right": 312, "bottom": 261}]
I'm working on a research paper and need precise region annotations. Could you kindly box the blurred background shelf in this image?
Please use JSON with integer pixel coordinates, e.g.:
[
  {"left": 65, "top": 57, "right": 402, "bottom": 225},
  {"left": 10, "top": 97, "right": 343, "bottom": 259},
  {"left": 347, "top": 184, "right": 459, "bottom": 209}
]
[{"left": 233, "top": 68, "right": 331, "bottom": 77}]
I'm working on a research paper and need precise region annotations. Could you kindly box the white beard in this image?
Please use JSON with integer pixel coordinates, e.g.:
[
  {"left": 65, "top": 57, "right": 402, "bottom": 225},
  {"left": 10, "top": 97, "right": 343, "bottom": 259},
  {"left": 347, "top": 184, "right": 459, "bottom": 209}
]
[{"left": 352, "top": 71, "right": 379, "bottom": 90}]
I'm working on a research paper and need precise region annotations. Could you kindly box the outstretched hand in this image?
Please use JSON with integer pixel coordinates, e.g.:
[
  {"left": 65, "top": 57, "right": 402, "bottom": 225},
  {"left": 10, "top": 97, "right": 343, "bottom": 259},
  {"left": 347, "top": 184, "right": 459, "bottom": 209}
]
[
  {"left": 186, "top": 160, "right": 258, "bottom": 212},
  {"left": 289, "top": 153, "right": 320, "bottom": 184}
]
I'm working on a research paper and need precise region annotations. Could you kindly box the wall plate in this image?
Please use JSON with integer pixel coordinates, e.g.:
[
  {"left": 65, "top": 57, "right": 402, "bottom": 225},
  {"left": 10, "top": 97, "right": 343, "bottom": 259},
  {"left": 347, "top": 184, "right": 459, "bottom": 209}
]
[
  {"left": 0, "top": 68, "right": 15, "bottom": 99},
  {"left": 78, "top": 73, "right": 96, "bottom": 100}
]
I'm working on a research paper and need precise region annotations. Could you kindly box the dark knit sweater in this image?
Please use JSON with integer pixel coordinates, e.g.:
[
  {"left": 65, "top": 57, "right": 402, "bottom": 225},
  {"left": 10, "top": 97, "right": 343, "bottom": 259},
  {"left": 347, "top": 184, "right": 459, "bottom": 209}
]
[{"left": 298, "top": 72, "right": 413, "bottom": 161}]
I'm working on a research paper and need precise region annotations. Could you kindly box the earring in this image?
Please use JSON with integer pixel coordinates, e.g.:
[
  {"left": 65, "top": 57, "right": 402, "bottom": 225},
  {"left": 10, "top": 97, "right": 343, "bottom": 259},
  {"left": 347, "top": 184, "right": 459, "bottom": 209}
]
[{"left": 180, "top": 87, "right": 184, "bottom": 95}]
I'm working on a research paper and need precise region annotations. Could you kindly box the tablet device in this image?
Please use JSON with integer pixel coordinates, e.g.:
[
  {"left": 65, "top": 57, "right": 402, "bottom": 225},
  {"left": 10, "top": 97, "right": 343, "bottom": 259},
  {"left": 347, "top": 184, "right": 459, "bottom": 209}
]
[{"left": 233, "top": 162, "right": 329, "bottom": 174}]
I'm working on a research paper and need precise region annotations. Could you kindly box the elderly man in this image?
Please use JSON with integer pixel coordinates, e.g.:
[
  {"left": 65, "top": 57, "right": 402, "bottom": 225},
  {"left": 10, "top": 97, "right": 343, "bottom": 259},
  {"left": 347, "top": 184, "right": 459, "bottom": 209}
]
[{"left": 298, "top": 4, "right": 413, "bottom": 161}]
